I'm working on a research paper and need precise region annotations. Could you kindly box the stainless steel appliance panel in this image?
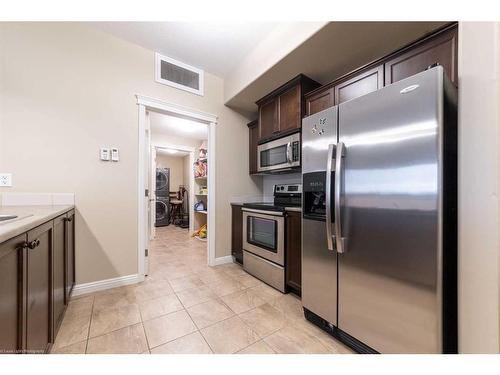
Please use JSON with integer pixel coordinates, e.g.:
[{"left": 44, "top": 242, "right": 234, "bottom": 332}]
[
  {"left": 337, "top": 67, "right": 444, "bottom": 353},
  {"left": 243, "top": 251, "right": 285, "bottom": 292},
  {"left": 257, "top": 133, "right": 301, "bottom": 173},
  {"left": 302, "top": 218, "right": 337, "bottom": 324},
  {"left": 301, "top": 106, "right": 338, "bottom": 326},
  {"left": 302, "top": 107, "right": 338, "bottom": 174}
]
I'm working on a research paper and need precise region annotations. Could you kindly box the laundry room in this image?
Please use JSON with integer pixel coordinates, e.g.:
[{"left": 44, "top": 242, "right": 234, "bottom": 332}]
[{"left": 148, "top": 110, "right": 209, "bottom": 265}]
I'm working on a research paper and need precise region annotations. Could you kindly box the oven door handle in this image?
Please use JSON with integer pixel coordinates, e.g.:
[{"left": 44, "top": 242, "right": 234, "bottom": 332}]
[
  {"left": 241, "top": 208, "right": 284, "bottom": 216},
  {"left": 325, "top": 143, "right": 336, "bottom": 252}
]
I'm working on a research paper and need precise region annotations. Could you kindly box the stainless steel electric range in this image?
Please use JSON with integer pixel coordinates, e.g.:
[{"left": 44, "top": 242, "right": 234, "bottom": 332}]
[{"left": 241, "top": 184, "right": 301, "bottom": 292}]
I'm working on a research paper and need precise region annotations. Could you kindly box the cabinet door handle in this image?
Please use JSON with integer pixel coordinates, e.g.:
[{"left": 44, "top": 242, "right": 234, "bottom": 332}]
[{"left": 27, "top": 239, "right": 40, "bottom": 249}]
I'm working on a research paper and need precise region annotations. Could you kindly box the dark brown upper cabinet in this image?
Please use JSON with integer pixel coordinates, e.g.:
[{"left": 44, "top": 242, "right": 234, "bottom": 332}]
[
  {"left": 305, "top": 65, "right": 383, "bottom": 116},
  {"left": 334, "top": 64, "right": 384, "bottom": 105},
  {"left": 247, "top": 120, "right": 259, "bottom": 175},
  {"left": 278, "top": 84, "right": 301, "bottom": 133},
  {"left": 258, "top": 98, "right": 278, "bottom": 141},
  {"left": 384, "top": 25, "right": 458, "bottom": 87},
  {"left": 305, "top": 23, "right": 458, "bottom": 117},
  {"left": 256, "top": 74, "right": 321, "bottom": 143},
  {"left": 306, "top": 86, "right": 335, "bottom": 117}
]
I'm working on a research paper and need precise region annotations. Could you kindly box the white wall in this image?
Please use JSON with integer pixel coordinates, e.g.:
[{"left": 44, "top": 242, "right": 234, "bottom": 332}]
[
  {"left": 182, "top": 155, "right": 190, "bottom": 189},
  {"left": 262, "top": 173, "right": 301, "bottom": 201},
  {"left": 0, "top": 23, "right": 262, "bottom": 284},
  {"left": 155, "top": 153, "right": 184, "bottom": 192},
  {"left": 457, "top": 22, "right": 500, "bottom": 353},
  {"left": 224, "top": 22, "right": 327, "bottom": 104}
]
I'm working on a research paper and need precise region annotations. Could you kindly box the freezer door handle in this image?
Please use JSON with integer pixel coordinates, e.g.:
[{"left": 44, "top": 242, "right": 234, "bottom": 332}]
[
  {"left": 325, "top": 143, "right": 336, "bottom": 251},
  {"left": 334, "top": 142, "right": 347, "bottom": 253}
]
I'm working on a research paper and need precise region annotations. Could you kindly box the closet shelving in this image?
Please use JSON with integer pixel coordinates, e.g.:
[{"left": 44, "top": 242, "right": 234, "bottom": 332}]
[{"left": 193, "top": 140, "right": 208, "bottom": 241}]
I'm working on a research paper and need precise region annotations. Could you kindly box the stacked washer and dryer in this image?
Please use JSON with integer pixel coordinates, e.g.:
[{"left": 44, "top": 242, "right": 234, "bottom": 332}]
[{"left": 155, "top": 168, "right": 170, "bottom": 227}]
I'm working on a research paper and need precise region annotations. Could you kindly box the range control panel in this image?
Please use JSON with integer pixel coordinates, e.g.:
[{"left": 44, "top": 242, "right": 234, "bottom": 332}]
[{"left": 274, "top": 184, "right": 303, "bottom": 194}]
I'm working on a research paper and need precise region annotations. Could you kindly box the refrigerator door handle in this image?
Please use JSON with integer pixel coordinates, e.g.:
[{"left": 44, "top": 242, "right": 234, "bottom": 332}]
[
  {"left": 325, "top": 143, "right": 336, "bottom": 251},
  {"left": 334, "top": 141, "right": 347, "bottom": 253}
]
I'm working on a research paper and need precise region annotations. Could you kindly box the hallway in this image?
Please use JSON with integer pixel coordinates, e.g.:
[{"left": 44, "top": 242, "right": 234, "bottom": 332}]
[{"left": 51, "top": 226, "right": 352, "bottom": 354}]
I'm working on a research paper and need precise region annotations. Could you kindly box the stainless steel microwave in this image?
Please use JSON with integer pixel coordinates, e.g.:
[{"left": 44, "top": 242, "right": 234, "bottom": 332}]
[{"left": 257, "top": 132, "right": 301, "bottom": 173}]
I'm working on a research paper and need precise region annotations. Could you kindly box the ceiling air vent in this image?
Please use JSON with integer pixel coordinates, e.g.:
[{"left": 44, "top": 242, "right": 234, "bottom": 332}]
[{"left": 155, "top": 53, "right": 204, "bottom": 96}]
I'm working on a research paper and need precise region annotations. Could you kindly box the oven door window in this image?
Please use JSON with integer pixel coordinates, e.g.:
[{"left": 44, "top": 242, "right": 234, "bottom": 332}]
[
  {"left": 260, "top": 145, "right": 287, "bottom": 168},
  {"left": 247, "top": 216, "right": 277, "bottom": 252}
]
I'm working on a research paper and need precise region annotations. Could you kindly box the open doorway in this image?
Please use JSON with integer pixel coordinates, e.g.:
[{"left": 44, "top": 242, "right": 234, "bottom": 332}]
[{"left": 137, "top": 95, "right": 217, "bottom": 279}]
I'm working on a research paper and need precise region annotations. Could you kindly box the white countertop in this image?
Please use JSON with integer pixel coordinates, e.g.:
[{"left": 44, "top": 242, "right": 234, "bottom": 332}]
[{"left": 0, "top": 205, "right": 74, "bottom": 243}]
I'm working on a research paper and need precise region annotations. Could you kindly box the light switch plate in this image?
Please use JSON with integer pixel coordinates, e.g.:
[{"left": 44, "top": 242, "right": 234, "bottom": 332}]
[
  {"left": 0, "top": 173, "right": 12, "bottom": 187},
  {"left": 111, "top": 148, "right": 119, "bottom": 162},
  {"left": 100, "top": 148, "right": 110, "bottom": 161}
]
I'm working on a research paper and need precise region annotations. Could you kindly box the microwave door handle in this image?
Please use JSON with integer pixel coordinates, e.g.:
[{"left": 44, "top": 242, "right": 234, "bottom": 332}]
[
  {"left": 334, "top": 142, "right": 347, "bottom": 253},
  {"left": 325, "top": 144, "right": 336, "bottom": 251},
  {"left": 286, "top": 142, "right": 292, "bottom": 164}
]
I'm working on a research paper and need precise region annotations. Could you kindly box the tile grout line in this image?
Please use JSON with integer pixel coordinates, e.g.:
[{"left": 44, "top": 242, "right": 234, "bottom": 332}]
[
  {"left": 140, "top": 226, "right": 280, "bottom": 354},
  {"left": 84, "top": 295, "right": 95, "bottom": 354},
  {"left": 138, "top": 303, "right": 153, "bottom": 353}
]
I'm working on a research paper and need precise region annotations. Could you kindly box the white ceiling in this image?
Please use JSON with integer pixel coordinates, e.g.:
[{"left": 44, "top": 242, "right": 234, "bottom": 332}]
[
  {"left": 156, "top": 147, "right": 190, "bottom": 158},
  {"left": 91, "top": 22, "right": 280, "bottom": 78},
  {"left": 149, "top": 111, "right": 208, "bottom": 140}
]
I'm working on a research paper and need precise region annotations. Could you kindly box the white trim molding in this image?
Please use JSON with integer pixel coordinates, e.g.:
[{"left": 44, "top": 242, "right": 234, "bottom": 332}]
[
  {"left": 212, "top": 255, "right": 234, "bottom": 266},
  {"left": 136, "top": 95, "right": 217, "bottom": 124},
  {"left": 136, "top": 94, "right": 218, "bottom": 276},
  {"left": 72, "top": 274, "right": 143, "bottom": 297}
]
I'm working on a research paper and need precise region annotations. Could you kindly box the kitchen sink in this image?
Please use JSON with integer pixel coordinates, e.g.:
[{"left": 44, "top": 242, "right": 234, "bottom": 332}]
[{"left": 0, "top": 214, "right": 18, "bottom": 222}]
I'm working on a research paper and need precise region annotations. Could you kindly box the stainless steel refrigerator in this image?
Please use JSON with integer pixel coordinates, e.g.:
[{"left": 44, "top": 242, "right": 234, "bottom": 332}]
[{"left": 301, "top": 66, "right": 457, "bottom": 354}]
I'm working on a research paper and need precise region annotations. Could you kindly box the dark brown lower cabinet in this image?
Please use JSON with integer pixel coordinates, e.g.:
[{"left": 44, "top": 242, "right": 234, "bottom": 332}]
[
  {"left": 0, "top": 208, "right": 75, "bottom": 355},
  {"left": 53, "top": 214, "right": 66, "bottom": 336},
  {"left": 65, "top": 210, "right": 75, "bottom": 300},
  {"left": 0, "top": 234, "right": 26, "bottom": 354},
  {"left": 26, "top": 221, "right": 53, "bottom": 354},
  {"left": 231, "top": 204, "right": 243, "bottom": 264},
  {"left": 285, "top": 211, "right": 301, "bottom": 296}
]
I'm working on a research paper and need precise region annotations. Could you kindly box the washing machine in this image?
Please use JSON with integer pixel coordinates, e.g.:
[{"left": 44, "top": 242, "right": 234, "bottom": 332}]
[{"left": 155, "top": 196, "right": 170, "bottom": 227}]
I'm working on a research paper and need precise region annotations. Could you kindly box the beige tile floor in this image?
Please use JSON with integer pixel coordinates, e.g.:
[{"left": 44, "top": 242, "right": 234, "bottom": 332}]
[{"left": 51, "top": 225, "right": 353, "bottom": 354}]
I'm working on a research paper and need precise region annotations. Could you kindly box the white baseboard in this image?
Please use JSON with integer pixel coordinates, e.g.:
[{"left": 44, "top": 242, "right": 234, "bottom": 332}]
[
  {"left": 211, "top": 255, "right": 234, "bottom": 266},
  {"left": 72, "top": 274, "right": 144, "bottom": 297}
]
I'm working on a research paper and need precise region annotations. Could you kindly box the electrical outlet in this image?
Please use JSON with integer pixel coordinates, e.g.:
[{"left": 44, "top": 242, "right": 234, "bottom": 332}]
[{"left": 0, "top": 173, "right": 12, "bottom": 187}]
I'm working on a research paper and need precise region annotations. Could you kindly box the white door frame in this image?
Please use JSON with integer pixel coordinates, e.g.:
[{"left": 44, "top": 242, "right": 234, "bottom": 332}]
[
  {"left": 136, "top": 94, "right": 218, "bottom": 278},
  {"left": 149, "top": 144, "right": 156, "bottom": 241},
  {"left": 153, "top": 143, "right": 196, "bottom": 234}
]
